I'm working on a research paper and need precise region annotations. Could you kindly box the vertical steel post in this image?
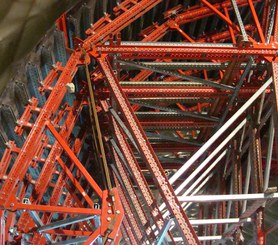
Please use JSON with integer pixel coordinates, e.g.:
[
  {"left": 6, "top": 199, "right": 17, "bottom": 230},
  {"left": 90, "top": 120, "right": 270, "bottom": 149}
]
[
  {"left": 0, "top": 211, "right": 5, "bottom": 245},
  {"left": 263, "top": 116, "right": 275, "bottom": 192}
]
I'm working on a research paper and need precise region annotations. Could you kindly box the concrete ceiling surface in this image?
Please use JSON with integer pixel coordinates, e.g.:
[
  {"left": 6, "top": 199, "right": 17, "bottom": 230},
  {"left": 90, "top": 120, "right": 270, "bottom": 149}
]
[{"left": 0, "top": 0, "right": 76, "bottom": 94}]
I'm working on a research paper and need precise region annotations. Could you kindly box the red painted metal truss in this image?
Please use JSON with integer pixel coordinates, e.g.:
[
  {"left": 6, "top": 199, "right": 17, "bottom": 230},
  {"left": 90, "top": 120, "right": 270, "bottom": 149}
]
[{"left": 0, "top": 0, "right": 278, "bottom": 244}]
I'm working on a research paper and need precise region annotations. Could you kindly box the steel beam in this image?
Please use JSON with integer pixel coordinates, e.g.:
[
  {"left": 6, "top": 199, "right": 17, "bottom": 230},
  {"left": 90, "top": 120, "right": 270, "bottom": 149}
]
[
  {"left": 46, "top": 122, "right": 102, "bottom": 197},
  {"left": 0, "top": 52, "right": 82, "bottom": 207},
  {"left": 215, "top": 58, "right": 253, "bottom": 129},
  {"left": 174, "top": 119, "right": 246, "bottom": 196},
  {"left": 111, "top": 149, "right": 158, "bottom": 239},
  {"left": 120, "top": 62, "right": 259, "bottom": 71},
  {"left": 99, "top": 86, "right": 268, "bottom": 98},
  {"left": 174, "top": 236, "right": 232, "bottom": 242},
  {"left": 155, "top": 218, "right": 174, "bottom": 245},
  {"left": 0, "top": 211, "right": 4, "bottom": 244},
  {"left": 263, "top": 116, "right": 275, "bottom": 191},
  {"left": 178, "top": 193, "right": 278, "bottom": 202},
  {"left": 97, "top": 56, "right": 200, "bottom": 244},
  {"left": 37, "top": 215, "right": 96, "bottom": 233},
  {"left": 83, "top": 0, "right": 163, "bottom": 49},
  {"left": 111, "top": 120, "right": 175, "bottom": 243},
  {"left": 190, "top": 218, "right": 252, "bottom": 225},
  {"left": 230, "top": 0, "right": 248, "bottom": 40},
  {"left": 181, "top": 151, "right": 227, "bottom": 197},
  {"left": 94, "top": 42, "right": 278, "bottom": 61},
  {"left": 168, "top": 77, "right": 272, "bottom": 186},
  {"left": 199, "top": 0, "right": 239, "bottom": 33},
  {"left": 119, "top": 60, "right": 234, "bottom": 90}
]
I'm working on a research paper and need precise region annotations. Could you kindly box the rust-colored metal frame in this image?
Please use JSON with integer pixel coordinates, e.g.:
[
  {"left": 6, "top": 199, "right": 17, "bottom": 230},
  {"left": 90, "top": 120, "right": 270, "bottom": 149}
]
[{"left": 0, "top": 0, "right": 278, "bottom": 244}]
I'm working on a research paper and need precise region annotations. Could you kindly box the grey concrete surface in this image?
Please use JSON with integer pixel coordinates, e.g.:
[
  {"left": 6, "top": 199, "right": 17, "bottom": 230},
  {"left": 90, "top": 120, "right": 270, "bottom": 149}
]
[{"left": 0, "top": 0, "right": 76, "bottom": 94}]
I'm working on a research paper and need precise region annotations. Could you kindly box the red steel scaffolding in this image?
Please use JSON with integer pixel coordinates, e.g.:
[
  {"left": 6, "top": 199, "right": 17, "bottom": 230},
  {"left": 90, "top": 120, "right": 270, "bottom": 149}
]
[{"left": 0, "top": 0, "right": 278, "bottom": 244}]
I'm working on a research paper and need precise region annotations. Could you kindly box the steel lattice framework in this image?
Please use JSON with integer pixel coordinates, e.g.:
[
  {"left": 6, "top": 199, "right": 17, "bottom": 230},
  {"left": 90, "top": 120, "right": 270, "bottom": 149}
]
[{"left": 0, "top": 0, "right": 278, "bottom": 244}]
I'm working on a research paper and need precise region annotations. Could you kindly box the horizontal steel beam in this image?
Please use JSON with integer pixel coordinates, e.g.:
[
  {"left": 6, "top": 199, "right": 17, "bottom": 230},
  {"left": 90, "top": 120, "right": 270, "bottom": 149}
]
[
  {"left": 189, "top": 218, "right": 252, "bottom": 225},
  {"left": 95, "top": 43, "right": 278, "bottom": 60},
  {"left": 99, "top": 86, "right": 271, "bottom": 98},
  {"left": 120, "top": 62, "right": 260, "bottom": 71},
  {"left": 120, "top": 81, "right": 208, "bottom": 86},
  {"left": 178, "top": 193, "right": 278, "bottom": 202},
  {"left": 174, "top": 236, "right": 232, "bottom": 242},
  {"left": 112, "top": 41, "right": 235, "bottom": 47},
  {"left": 156, "top": 217, "right": 252, "bottom": 226},
  {"left": 15, "top": 203, "right": 101, "bottom": 215},
  {"left": 131, "top": 100, "right": 219, "bottom": 122},
  {"left": 119, "top": 60, "right": 234, "bottom": 90}
]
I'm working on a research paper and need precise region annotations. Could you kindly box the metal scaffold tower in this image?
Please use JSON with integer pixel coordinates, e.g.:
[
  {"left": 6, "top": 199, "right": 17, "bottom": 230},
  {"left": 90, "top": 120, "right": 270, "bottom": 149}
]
[{"left": 0, "top": 0, "right": 277, "bottom": 244}]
